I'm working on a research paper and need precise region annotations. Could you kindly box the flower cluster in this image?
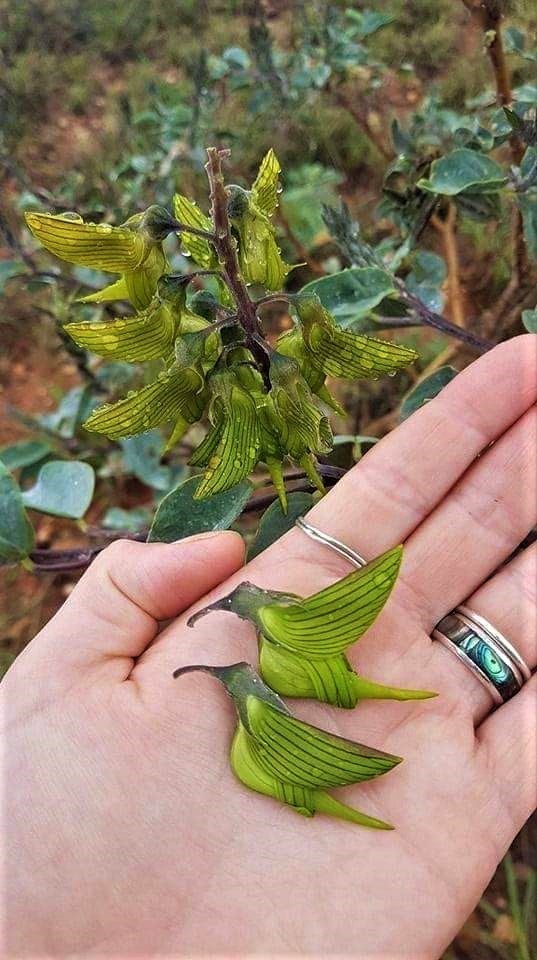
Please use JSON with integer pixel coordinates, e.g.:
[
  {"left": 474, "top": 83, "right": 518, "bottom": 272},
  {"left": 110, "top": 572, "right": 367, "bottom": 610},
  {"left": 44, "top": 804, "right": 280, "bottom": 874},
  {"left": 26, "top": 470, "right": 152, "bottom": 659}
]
[
  {"left": 25, "top": 149, "right": 418, "bottom": 508},
  {"left": 176, "top": 546, "right": 435, "bottom": 828}
]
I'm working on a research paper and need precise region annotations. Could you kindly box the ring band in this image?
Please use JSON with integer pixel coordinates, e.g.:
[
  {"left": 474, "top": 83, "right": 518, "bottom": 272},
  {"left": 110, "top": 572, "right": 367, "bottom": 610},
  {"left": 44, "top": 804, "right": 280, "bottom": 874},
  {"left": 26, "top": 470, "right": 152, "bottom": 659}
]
[
  {"left": 295, "top": 515, "right": 530, "bottom": 705},
  {"left": 295, "top": 516, "right": 366, "bottom": 568},
  {"left": 433, "top": 608, "right": 530, "bottom": 705}
]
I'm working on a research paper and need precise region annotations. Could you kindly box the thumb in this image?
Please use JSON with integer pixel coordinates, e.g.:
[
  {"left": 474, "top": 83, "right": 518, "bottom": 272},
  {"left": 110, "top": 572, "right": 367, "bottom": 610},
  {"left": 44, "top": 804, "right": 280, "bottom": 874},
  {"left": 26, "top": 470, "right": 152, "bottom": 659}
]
[{"left": 16, "top": 532, "right": 245, "bottom": 680}]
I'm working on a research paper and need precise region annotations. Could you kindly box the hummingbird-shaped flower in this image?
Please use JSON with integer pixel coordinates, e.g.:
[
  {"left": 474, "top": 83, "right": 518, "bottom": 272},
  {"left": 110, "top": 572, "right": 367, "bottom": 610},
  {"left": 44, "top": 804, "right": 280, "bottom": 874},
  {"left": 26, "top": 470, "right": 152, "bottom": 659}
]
[
  {"left": 190, "top": 362, "right": 261, "bottom": 500},
  {"left": 173, "top": 660, "right": 402, "bottom": 829},
  {"left": 276, "top": 325, "right": 346, "bottom": 415},
  {"left": 189, "top": 546, "right": 435, "bottom": 708},
  {"left": 63, "top": 275, "right": 212, "bottom": 364},
  {"left": 83, "top": 328, "right": 212, "bottom": 443},
  {"left": 265, "top": 352, "right": 332, "bottom": 502},
  {"left": 25, "top": 204, "right": 178, "bottom": 309},
  {"left": 226, "top": 149, "right": 294, "bottom": 290},
  {"left": 284, "top": 291, "right": 419, "bottom": 381}
]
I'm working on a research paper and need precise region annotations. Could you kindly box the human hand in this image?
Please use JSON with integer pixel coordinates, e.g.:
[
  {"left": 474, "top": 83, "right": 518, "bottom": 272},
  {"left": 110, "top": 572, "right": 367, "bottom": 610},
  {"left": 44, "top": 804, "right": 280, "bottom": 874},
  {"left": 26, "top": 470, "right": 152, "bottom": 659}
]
[{"left": 3, "top": 335, "right": 536, "bottom": 958}]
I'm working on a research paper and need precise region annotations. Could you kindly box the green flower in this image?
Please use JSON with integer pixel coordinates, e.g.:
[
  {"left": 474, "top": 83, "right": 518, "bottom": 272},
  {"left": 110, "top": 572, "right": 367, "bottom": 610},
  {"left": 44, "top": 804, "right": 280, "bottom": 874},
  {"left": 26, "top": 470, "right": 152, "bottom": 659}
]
[
  {"left": 226, "top": 149, "right": 294, "bottom": 290},
  {"left": 190, "top": 365, "right": 261, "bottom": 500},
  {"left": 174, "top": 661, "right": 401, "bottom": 829},
  {"left": 265, "top": 352, "right": 332, "bottom": 501},
  {"left": 189, "top": 546, "right": 435, "bottom": 708},
  {"left": 277, "top": 325, "right": 345, "bottom": 415},
  {"left": 63, "top": 275, "right": 197, "bottom": 363},
  {"left": 25, "top": 205, "right": 175, "bottom": 309},
  {"left": 83, "top": 329, "right": 210, "bottom": 443},
  {"left": 289, "top": 291, "right": 418, "bottom": 380}
]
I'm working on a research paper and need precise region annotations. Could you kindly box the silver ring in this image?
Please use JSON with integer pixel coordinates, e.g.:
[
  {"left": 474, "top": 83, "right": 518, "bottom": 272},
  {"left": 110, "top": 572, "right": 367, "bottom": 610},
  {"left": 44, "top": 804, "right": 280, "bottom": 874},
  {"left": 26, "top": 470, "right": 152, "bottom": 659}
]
[
  {"left": 294, "top": 516, "right": 530, "bottom": 706},
  {"left": 295, "top": 516, "right": 366, "bottom": 568},
  {"left": 433, "top": 607, "right": 530, "bottom": 705}
]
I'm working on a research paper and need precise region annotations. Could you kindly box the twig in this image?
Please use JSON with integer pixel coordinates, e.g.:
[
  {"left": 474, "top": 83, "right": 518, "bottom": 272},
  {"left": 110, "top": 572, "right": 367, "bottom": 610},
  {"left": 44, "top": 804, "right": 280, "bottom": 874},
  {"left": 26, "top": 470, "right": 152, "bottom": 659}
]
[
  {"left": 432, "top": 204, "right": 466, "bottom": 328},
  {"left": 395, "top": 280, "right": 494, "bottom": 350},
  {"left": 172, "top": 220, "right": 217, "bottom": 241},
  {"left": 27, "top": 468, "right": 347, "bottom": 572},
  {"left": 333, "top": 88, "right": 391, "bottom": 161},
  {"left": 255, "top": 293, "right": 292, "bottom": 309}
]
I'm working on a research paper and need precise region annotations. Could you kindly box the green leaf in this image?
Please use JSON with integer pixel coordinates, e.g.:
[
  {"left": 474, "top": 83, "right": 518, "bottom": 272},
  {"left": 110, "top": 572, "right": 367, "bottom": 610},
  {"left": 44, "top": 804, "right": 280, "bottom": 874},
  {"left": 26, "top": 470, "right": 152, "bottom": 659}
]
[
  {"left": 418, "top": 148, "right": 507, "bottom": 196},
  {"left": 222, "top": 46, "right": 251, "bottom": 70},
  {"left": 406, "top": 250, "right": 446, "bottom": 312},
  {"left": 522, "top": 309, "right": 537, "bottom": 333},
  {"left": 400, "top": 366, "right": 458, "bottom": 420},
  {"left": 0, "top": 463, "right": 35, "bottom": 564},
  {"left": 102, "top": 506, "right": 152, "bottom": 532},
  {"left": 519, "top": 193, "right": 537, "bottom": 259},
  {"left": 21, "top": 460, "right": 95, "bottom": 519},
  {"left": 300, "top": 268, "right": 397, "bottom": 328},
  {"left": 0, "top": 440, "right": 52, "bottom": 471},
  {"left": 0, "top": 260, "right": 27, "bottom": 293},
  {"left": 504, "top": 27, "right": 537, "bottom": 62},
  {"left": 148, "top": 476, "right": 253, "bottom": 543},
  {"left": 248, "top": 492, "right": 315, "bottom": 560}
]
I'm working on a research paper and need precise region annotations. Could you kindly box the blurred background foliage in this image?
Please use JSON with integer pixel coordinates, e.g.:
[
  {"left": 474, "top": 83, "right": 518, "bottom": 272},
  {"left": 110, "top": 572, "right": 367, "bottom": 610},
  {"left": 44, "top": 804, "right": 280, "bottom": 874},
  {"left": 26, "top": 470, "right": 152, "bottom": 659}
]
[{"left": 0, "top": 3, "right": 536, "bottom": 956}]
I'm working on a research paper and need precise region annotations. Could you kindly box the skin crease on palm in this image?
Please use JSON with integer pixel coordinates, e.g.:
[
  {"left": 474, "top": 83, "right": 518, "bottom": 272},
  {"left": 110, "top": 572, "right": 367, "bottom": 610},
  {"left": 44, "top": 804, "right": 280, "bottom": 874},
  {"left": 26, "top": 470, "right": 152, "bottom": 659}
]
[{"left": 1, "top": 336, "right": 536, "bottom": 959}]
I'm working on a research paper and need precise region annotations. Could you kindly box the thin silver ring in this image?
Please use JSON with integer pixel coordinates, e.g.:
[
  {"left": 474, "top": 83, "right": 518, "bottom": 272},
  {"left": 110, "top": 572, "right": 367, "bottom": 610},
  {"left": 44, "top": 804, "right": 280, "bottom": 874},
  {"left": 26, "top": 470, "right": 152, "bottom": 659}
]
[
  {"left": 295, "top": 515, "right": 530, "bottom": 705},
  {"left": 295, "top": 516, "right": 366, "bottom": 568}
]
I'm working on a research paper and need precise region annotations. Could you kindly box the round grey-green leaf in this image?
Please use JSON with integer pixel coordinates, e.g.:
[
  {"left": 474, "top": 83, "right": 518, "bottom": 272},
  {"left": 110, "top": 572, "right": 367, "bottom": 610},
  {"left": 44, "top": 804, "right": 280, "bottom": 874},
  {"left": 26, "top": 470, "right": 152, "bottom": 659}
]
[
  {"left": 0, "top": 463, "right": 35, "bottom": 564},
  {"left": 400, "top": 366, "right": 458, "bottom": 420},
  {"left": 299, "top": 267, "right": 397, "bottom": 328},
  {"left": 418, "top": 148, "right": 507, "bottom": 196},
  {"left": 21, "top": 460, "right": 95, "bottom": 519}
]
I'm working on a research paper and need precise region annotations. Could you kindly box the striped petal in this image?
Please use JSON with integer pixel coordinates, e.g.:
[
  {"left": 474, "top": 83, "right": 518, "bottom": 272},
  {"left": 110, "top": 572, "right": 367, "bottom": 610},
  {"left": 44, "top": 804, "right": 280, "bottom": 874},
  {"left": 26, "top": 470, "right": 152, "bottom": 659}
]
[
  {"left": 251, "top": 148, "right": 281, "bottom": 218},
  {"left": 246, "top": 697, "right": 401, "bottom": 789},
  {"left": 78, "top": 276, "right": 130, "bottom": 304},
  {"left": 124, "top": 246, "right": 169, "bottom": 310},
  {"left": 194, "top": 386, "right": 260, "bottom": 499},
  {"left": 258, "top": 545, "right": 402, "bottom": 658},
  {"left": 189, "top": 422, "right": 224, "bottom": 467},
  {"left": 64, "top": 302, "right": 176, "bottom": 362},
  {"left": 25, "top": 212, "right": 144, "bottom": 273},
  {"left": 84, "top": 366, "right": 204, "bottom": 440},
  {"left": 172, "top": 194, "right": 215, "bottom": 268},
  {"left": 308, "top": 323, "right": 418, "bottom": 379},
  {"left": 295, "top": 293, "right": 417, "bottom": 379}
]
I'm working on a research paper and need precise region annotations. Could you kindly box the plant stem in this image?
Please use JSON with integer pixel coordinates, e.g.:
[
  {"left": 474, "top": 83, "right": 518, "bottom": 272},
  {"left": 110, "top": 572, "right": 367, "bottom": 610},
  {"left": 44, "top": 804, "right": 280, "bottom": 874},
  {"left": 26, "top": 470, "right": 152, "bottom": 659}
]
[
  {"left": 204, "top": 147, "right": 272, "bottom": 383},
  {"left": 333, "top": 88, "right": 391, "bottom": 161},
  {"left": 395, "top": 280, "right": 494, "bottom": 350},
  {"left": 255, "top": 293, "right": 292, "bottom": 309},
  {"left": 27, "top": 468, "right": 346, "bottom": 572},
  {"left": 462, "top": 0, "right": 527, "bottom": 282},
  {"left": 432, "top": 204, "right": 466, "bottom": 328},
  {"left": 172, "top": 220, "right": 217, "bottom": 241}
]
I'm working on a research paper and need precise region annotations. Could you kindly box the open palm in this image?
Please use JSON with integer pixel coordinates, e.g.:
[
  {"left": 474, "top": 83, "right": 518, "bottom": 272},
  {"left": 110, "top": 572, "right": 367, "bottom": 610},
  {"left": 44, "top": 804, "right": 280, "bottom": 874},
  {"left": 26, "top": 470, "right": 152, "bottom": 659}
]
[{"left": 3, "top": 335, "right": 536, "bottom": 958}]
